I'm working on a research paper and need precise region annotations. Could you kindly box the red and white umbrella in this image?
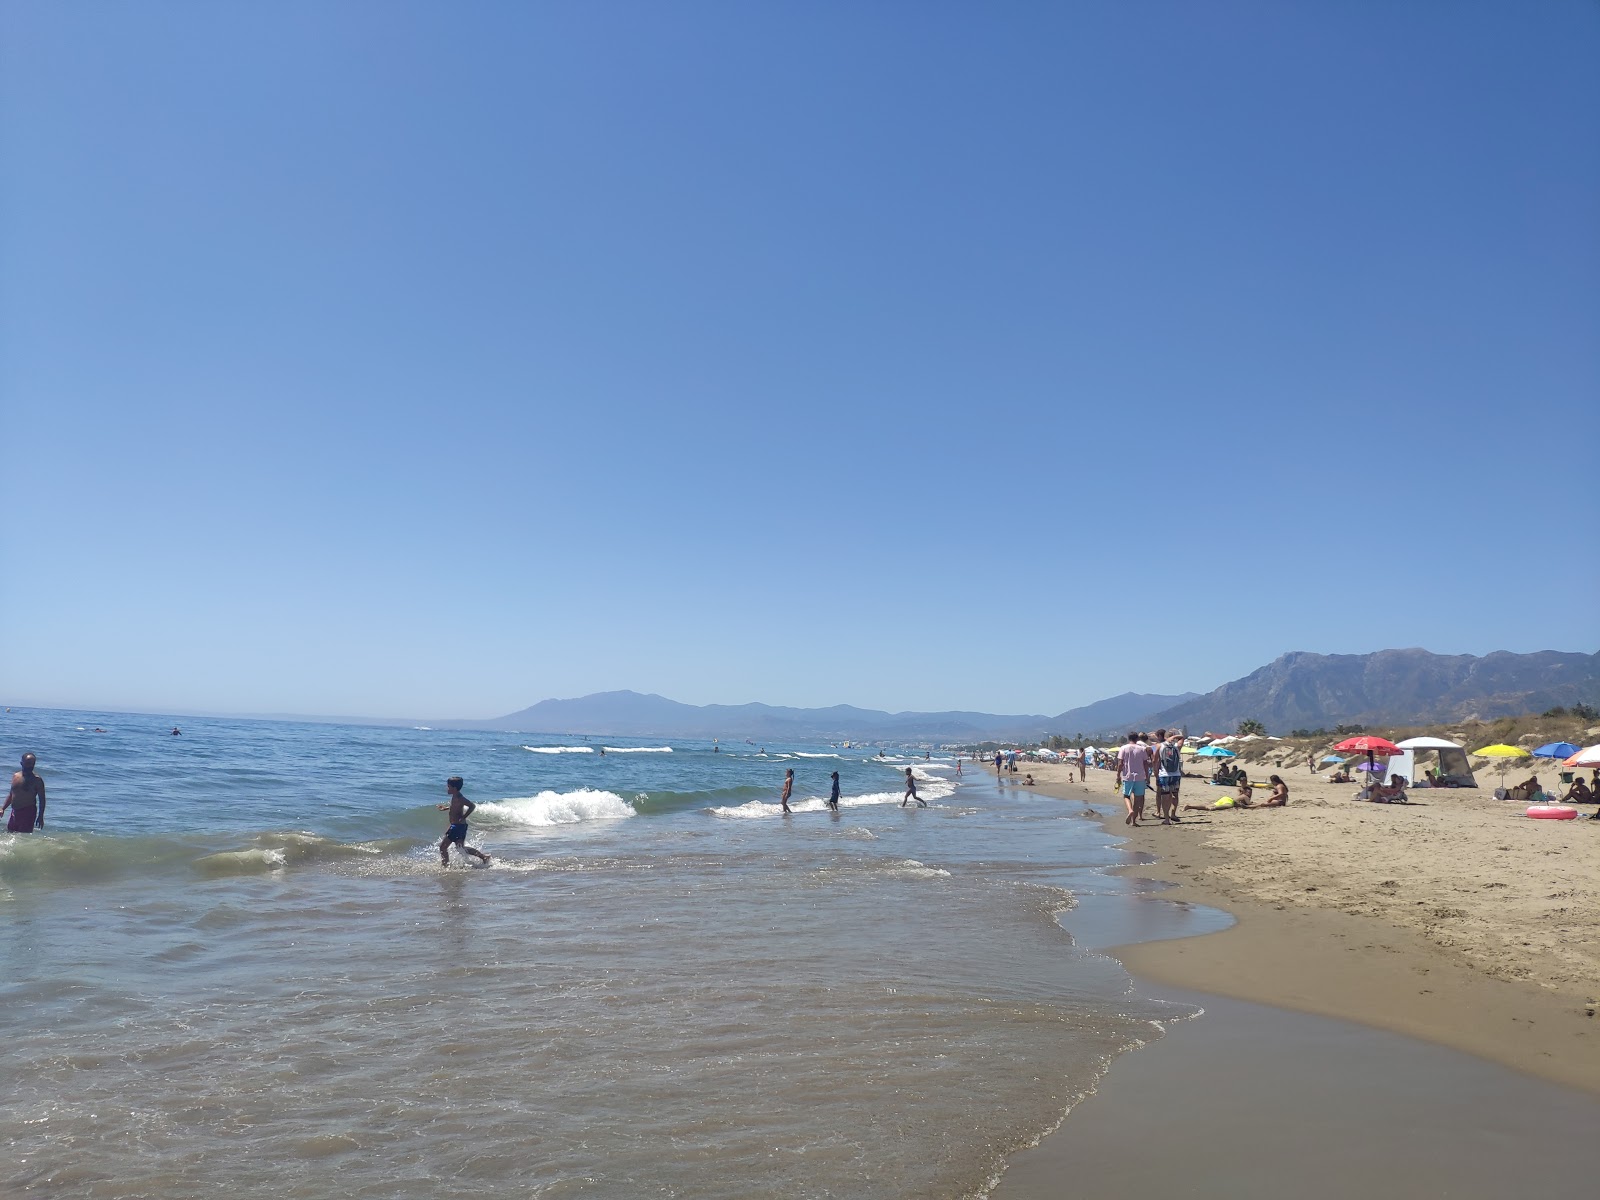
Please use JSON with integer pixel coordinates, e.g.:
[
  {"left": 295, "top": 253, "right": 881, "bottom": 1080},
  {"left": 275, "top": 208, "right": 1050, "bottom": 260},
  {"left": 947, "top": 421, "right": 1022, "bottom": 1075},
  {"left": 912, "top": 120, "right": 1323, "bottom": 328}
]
[{"left": 1562, "top": 744, "right": 1600, "bottom": 769}]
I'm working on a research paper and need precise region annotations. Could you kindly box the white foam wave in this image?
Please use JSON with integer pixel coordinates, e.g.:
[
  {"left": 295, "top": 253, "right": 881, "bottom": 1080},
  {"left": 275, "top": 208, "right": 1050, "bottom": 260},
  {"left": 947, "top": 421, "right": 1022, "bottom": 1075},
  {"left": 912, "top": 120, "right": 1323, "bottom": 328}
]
[
  {"left": 792, "top": 752, "right": 842, "bottom": 759},
  {"left": 601, "top": 746, "right": 672, "bottom": 754},
  {"left": 522, "top": 745, "right": 595, "bottom": 754},
  {"left": 886, "top": 858, "right": 951, "bottom": 879},
  {"left": 477, "top": 789, "right": 634, "bottom": 826}
]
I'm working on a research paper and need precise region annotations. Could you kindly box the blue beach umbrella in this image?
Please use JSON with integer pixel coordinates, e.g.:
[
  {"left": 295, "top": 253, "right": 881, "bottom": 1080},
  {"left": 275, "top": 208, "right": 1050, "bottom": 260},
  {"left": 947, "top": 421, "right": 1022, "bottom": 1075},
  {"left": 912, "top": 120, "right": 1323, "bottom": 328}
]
[
  {"left": 1532, "top": 742, "right": 1581, "bottom": 760},
  {"left": 1319, "top": 753, "right": 1345, "bottom": 764},
  {"left": 1195, "top": 746, "right": 1236, "bottom": 758}
]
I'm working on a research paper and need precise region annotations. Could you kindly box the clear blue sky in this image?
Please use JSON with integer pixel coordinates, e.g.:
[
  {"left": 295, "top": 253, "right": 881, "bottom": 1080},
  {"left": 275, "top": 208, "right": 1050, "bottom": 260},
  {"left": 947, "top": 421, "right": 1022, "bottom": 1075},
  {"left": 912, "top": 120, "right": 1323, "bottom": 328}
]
[{"left": 3, "top": 2, "right": 1596, "bottom": 720}]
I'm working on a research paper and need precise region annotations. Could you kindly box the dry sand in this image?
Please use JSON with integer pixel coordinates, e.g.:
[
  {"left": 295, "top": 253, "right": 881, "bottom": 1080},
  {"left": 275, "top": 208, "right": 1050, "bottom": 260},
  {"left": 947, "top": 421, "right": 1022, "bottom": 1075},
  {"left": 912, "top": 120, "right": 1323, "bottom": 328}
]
[{"left": 1011, "top": 759, "right": 1600, "bottom": 1091}]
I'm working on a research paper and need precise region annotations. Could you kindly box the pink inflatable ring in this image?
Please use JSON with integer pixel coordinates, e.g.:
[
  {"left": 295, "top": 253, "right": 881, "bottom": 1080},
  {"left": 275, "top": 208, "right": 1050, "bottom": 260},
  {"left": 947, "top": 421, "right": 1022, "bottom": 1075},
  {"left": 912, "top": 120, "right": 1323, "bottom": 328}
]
[{"left": 1525, "top": 805, "right": 1578, "bottom": 820}]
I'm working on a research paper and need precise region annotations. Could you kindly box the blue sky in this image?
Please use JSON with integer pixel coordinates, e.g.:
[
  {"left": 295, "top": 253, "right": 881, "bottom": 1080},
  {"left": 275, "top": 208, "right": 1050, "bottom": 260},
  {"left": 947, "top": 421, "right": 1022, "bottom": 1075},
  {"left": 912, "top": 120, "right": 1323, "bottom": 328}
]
[{"left": 3, "top": 2, "right": 1596, "bottom": 720}]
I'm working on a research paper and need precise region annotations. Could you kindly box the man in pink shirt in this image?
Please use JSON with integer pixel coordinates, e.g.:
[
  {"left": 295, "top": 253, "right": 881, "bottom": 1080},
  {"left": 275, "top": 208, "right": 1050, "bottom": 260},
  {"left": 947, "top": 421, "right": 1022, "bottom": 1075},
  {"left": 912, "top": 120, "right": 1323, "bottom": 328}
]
[{"left": 1117, "top": 731, "right": 1152, "bottom": 826}]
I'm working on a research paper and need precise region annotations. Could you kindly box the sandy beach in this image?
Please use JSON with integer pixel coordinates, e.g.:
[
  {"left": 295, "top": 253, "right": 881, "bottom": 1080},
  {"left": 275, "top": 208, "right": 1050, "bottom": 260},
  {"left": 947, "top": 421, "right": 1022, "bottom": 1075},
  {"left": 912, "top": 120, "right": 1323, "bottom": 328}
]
[
  {"left": 1008, "top": 758, "right": 1599, "bottom": 1090},
  {"left": 986, "top": 756, "right": 1600, "bottom": 1198}
]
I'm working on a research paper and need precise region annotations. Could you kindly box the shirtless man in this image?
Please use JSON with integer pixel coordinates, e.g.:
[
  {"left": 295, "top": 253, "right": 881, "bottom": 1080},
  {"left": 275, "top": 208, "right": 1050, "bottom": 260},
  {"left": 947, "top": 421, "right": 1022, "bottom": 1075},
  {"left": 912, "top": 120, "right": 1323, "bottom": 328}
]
[
  {"left": 780, "top": 768, "right": 793, "bottom": 814},
  {"left": 437, "top": 775, "right": 490, "bottom": 866},
  {"left": 3, "top": 753, "right": 45, "bottom": 832}
]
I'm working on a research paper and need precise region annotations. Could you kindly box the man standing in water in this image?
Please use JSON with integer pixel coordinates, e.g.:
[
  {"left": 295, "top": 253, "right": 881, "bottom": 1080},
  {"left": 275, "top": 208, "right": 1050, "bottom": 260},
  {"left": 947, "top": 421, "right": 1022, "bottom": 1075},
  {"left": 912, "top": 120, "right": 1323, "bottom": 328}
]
[
  {"left": 780, "top": 768, "right": 794, "bottom": 814},
  {"left": 437, "top": 776, "right": 491, "bottom": 866},
  {"left": 902, "top": 767, "right": 926, "bottom": 807},
  {"left": 828, "top": 770, "right": 841, "bottom": 811},
  {"left": 3, "top": 752, "right": 45, "bottom": 832},
  {"left": 1117, "top": 732, "right": 1152, "bottom": 826}
]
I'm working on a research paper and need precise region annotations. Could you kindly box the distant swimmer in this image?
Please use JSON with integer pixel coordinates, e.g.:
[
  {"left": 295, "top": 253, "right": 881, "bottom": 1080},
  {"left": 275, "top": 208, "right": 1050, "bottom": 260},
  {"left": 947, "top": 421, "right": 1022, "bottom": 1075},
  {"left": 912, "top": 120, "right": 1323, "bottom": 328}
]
[
  {"left": 171, "top": 727, "right": 181, "bottom": 736},
  {"left": 3, "top": 752, "right": 46, "bottom": 833},
  {"left": 598, "top": 747, "right": 605, "bottom": 756},
  {"left": 437, "top": 775, "right": 491, "bottom": 867},
  {"left": 828, "top": 770, "right": 841, "bottom": 811},
  {"left": 780, "top": 768, "right": 793, "bottom": 814},
  {"left": 902, "top": 767, "right": 926, "bottom": 807},
  {"left": 924, "top": 750, "right": 930, "bottom": 760}
]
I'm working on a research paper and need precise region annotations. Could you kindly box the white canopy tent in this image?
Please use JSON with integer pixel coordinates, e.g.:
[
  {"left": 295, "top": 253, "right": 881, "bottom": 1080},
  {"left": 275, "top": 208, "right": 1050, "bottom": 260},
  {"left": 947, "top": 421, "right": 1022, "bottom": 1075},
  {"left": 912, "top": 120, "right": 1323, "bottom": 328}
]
[{"left": 1393, "top": 736, "right": 1477, "bottom": 788}]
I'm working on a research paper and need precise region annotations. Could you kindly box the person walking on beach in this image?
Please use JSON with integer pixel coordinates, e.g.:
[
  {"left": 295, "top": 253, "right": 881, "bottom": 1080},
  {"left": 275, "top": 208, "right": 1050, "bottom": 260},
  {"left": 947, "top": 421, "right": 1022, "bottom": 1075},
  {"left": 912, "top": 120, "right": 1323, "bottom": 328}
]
[
  {"left": 828, "top": 770, "right": 841, "bottom": 811},
  {"left": 1117, "top": 732, "right": 1152, "bottom": 826},
  {"left": 1155, "top": 729, "right": 1183, "bottom": 825},
  {"left": 994, "top": 751, "right": 1003, "bottom": 775},
  {"left": 3, "top": 752, "right": 46, "bottom": 833},
  {"left": 902, "top": 767, "right": 926, "bottom": 807},
  {"left": 1077, "top": 748, "right": 1087, "bottom": 783},
  {"left": 437, "top": 775, "right": 491, "bottom": 867},
  {"left": 780, "top": 768, "right": 794, "bottom": 814}
]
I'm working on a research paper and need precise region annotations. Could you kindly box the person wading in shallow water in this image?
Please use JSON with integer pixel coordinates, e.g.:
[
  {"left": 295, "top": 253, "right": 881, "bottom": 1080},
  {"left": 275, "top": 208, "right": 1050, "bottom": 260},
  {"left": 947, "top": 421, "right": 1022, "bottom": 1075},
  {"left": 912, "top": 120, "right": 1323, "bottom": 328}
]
[
  {"left": 3, "top": 752, "right": 45, "bottom": 832},
  {"left": 1117, "top": 732, "right": 1152, "bottom": 826},
  {"left": 902, "top": 767, "right": 926, "bottom": 807},
  {"left": 780, "top": 768, "right": 793, "bottom": 814},
  {"left": 437, "top": 776, "right": 491, "bottom": 867}
]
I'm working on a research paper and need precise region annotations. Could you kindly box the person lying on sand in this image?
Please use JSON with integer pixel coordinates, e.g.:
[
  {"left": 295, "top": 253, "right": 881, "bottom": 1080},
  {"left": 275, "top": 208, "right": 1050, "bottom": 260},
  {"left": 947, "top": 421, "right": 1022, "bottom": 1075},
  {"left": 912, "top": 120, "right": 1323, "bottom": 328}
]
[{"left": 1329, "top": 767, "right": 1353, "bottom": 783}]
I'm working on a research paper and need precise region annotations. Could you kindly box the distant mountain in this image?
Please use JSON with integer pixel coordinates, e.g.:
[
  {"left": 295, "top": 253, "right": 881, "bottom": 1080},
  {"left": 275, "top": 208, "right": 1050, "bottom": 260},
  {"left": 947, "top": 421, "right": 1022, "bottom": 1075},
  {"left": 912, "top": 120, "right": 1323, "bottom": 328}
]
[
  {"left": 1046, "top": 691, "right": 1199, "bottom": 737},
  {"left": 1141, "top": 649, "right": 1600, "bottom": 734},
  {"left": 468, "top": 690, "right": 1057, "bottom": 742}
]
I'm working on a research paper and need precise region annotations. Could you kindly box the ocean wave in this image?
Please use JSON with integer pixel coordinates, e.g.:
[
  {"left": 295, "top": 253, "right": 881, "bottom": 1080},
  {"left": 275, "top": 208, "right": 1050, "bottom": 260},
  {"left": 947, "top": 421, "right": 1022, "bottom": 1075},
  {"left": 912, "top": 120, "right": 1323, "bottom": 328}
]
[
  {"left": 600, "top": 746, "right": 672, "bottom": 754},
  {"left": 1, "top": 830, "right": 385, "bottom": 885},
  {"left": 522, "top": 745, "right": 595, "bottom": 754},
  {"left": 792, "top": 752, "right": 842, "bottom": 759},
  {"left": 474, "top": 789, "right": 634, "bottom": 827}
]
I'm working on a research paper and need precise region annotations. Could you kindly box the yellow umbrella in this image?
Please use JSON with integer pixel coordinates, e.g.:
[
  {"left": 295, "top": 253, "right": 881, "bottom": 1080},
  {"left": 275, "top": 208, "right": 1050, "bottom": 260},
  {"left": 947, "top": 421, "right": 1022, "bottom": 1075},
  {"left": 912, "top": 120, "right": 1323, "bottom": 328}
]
[{"left": 1472, "top": 743, "right": 1531, "bottom": 783}]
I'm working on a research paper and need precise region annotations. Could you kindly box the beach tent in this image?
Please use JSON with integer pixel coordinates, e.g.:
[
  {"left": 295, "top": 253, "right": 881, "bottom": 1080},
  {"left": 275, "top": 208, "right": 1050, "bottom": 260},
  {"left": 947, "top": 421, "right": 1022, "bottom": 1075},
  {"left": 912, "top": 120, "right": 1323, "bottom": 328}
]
[{"left": 1393, "top": 737, "right": 1477, "bottom": 788}]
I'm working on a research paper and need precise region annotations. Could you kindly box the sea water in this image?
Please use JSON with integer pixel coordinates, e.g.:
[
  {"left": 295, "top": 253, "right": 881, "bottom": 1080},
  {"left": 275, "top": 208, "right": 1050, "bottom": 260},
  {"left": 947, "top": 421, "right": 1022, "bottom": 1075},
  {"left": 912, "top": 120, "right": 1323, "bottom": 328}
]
[{"left": 1, "top": 710, "right": 1202, "bottom": 1198}]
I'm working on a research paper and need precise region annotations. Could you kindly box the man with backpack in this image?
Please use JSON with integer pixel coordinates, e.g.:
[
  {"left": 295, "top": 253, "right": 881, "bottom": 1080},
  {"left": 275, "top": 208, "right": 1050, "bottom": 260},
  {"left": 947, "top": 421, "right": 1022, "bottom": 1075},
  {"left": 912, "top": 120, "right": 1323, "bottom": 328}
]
[{"left": 1155, "top": 729, "right": 1184, "bottom": 825}]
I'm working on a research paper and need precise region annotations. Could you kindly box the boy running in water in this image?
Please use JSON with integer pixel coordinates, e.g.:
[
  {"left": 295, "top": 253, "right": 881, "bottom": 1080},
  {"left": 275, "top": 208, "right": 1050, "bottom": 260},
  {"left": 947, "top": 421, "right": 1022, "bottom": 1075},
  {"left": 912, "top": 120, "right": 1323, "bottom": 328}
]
[
  {"left": 437, "top": 776, "right": 491, "bottom": 866},
  {"left": 902, "top": 767, "right": 926, "bottom": 807}
]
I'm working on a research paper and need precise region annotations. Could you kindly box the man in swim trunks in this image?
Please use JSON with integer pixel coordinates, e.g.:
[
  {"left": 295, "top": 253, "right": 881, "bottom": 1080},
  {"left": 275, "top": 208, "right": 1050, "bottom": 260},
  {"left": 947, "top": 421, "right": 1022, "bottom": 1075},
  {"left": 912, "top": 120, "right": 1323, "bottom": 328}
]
[
  {"left": 1117, "top": 732, "right": 1151, "bottom": 826},
  {"left": 780, "top": 768, "right": 793, "bottom": 814},
  {"left": 3, "top": 752, "right": 45, "bottom": 833},
  {"left": 437, "top": 775, "right": 491, "bottom": 866},
  {"left": 1154, "top": 729, "right": 1183, "bottom": 825},
  {"left": 902, "top": 766, "right": 926, "bottom": 807}
]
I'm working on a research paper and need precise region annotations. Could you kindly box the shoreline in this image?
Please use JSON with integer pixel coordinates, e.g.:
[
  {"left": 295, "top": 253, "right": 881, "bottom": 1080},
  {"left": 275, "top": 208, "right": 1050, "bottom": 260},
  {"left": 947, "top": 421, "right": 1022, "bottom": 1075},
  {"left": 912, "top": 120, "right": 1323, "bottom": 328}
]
[
  {"left": 1011, "top": 760, "right": 1599, "bottom": 1093},
  {"left": 984, "top": 760, "right": 1600, "bottom": 1198}
]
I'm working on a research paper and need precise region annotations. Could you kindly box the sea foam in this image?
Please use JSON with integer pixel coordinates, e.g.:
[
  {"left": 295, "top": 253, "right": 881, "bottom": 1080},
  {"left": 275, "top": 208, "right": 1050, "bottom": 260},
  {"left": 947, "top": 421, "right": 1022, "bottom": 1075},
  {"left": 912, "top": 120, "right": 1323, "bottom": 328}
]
[{"left": 476, "top": 789, "right": 635, "bottom": 826}]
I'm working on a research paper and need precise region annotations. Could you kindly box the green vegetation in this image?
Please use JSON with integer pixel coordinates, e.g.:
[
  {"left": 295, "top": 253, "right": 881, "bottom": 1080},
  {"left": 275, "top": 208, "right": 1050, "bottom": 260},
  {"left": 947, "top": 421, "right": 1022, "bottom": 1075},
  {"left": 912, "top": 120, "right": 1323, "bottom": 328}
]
[{"left": 1235, "top": 718, "right": 1266, "bottom": 737}]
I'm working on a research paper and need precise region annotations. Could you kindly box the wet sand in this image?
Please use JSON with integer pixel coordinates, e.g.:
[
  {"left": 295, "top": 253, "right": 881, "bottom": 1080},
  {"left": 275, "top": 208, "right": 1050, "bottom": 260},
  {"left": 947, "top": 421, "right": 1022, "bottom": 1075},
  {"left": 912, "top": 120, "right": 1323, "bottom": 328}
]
[{"left": 987, "top": 762, "right": 1600, "bottom": 1198}]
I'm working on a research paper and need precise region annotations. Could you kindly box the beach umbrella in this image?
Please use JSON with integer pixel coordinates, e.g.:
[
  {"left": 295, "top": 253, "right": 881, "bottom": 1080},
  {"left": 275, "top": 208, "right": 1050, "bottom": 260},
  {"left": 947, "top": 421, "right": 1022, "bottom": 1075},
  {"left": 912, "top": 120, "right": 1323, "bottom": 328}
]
[
  {"left": 1561, "top": 744, "right": 1600, "bottom": 769},
  {"left": 1531, "top": 742, "right": 1580, "bottom": 760},
  {"left": 1195, "top": 745, "right": 1236, "bottom": 758},
  {"left": 1319, "top": 753, "right": 1345, "bottom": 763},
  {"left": 1357, "top": 761, "right": 1387, "bottom": 774},
  {"left": 1472, "top": 743, "right": 1531, "bottom": 783},
  {"left": 1332, "top": 735, "right": 1401, "bottom": 776},
  {"left": 1332, "top": 736, "right": 1402, "bottom": 755}
]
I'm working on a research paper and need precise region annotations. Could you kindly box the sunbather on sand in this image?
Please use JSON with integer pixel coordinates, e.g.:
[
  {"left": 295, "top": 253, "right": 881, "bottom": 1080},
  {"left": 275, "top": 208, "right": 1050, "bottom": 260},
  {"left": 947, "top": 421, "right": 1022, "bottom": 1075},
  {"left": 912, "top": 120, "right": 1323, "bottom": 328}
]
[
  {"left": 1507, "top": 775, "right": 1541, "bottom": 804},
  {"left": 1329, "top": 767, "right": 1352, "bottom": 783},
  {"left": 1184, "top": 779, "right": 1255, "bottom": 811},
  {"left": 1360, "top": 774, "right": 1408, "bottom": 803},
  {"left": 1559, "top": 777, "right": 1593, "bottom": 805},
  {"left": 1258, "top": 775, "right": 1289, "bottom": 807}
]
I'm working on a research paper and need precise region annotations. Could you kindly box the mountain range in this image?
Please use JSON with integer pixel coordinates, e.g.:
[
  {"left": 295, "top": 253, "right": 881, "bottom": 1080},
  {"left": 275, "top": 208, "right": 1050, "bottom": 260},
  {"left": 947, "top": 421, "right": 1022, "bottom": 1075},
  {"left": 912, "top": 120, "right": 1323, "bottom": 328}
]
[{"left": 452, "top": 648, "right": 1598, "bottom": 741}]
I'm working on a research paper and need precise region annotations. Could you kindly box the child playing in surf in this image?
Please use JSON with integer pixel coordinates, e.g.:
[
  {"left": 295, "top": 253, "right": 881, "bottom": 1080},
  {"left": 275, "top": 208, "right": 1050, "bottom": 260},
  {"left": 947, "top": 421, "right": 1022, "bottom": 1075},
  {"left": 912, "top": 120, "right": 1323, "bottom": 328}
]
[
  {"left": 902, "top": 767, "right": 926, "bottom": 807},
  {"left": 437, "top": 776, "right": 491, "bottom": 867}
]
